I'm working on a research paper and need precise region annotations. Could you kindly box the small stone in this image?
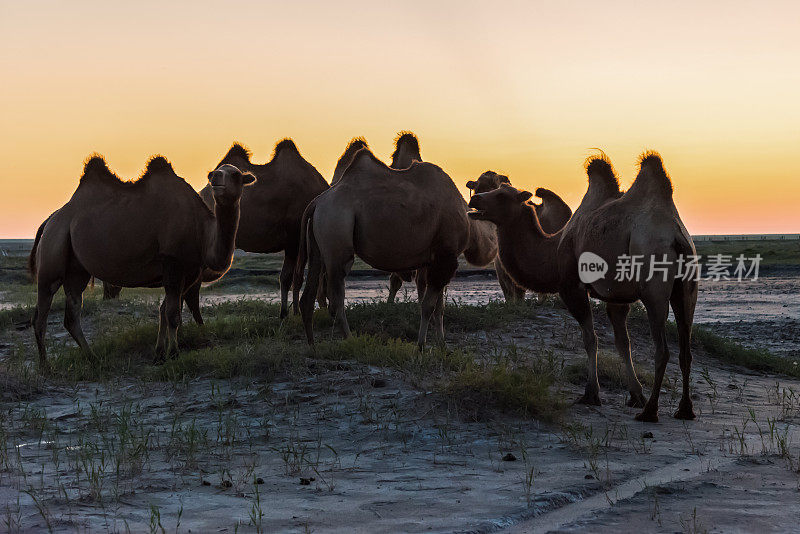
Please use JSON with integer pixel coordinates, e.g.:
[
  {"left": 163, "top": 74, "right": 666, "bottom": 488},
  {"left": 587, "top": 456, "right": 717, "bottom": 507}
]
[
  {"left": 727, "top": 384, "right": 738, "bottom": 390},
  {"left": 502, "top": 453, "right": 517, "bottom": 462},
  {"left": 300, "top": 477, "right": 312, "bottom": 485},
  {"left": 371, "top": 378, "right": 387, "bottom": 388},
  {"left": 201, "top": 480, "right": 211, "bottom": 486},
  {"left": 221, "top": 480, "right": 232, "bottom": 488},
  {"left": 256, "top": 478, "right": 264, "bottom": 485},
  {"left": 642, "top": 431, "right": 654, "bottom": 439},
  {"left": 585, "top": 474, "right": 594, "bottom": 479}
]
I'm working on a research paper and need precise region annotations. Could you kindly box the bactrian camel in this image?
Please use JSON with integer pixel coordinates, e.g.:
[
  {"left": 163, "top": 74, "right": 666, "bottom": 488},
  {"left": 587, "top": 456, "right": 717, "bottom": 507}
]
[
  {"left": 385, "top": 133, "right": 498, "bottom": 304},
  {"left": 197, "top": 139, "right": 328, "bottom": 319},
  {"left": 469, "top": 153, "right": 697, "bottom": 422},
  {"left": 29, "top": 156, "right": 254, "bottom": 369},
  {"left": 298, "top": 145, "right": 470, "bottom": 349},
  {"left": 465, "top": 171, "right": 572, "bottom": 302}
]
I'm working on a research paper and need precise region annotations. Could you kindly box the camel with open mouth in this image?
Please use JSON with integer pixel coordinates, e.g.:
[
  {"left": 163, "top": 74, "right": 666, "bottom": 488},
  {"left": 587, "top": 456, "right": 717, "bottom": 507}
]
[
  {"left": 469, "top": 153, "right": 697, "bottom": 422},
  {"left": 465, "top": 170, "right": 572, "bottom": 302},
  {"left": 29, "top": 156, "right": 254, "bottom": 369},
  {"left": 298, "top": 145, "right": 470, "bottom": 349}
]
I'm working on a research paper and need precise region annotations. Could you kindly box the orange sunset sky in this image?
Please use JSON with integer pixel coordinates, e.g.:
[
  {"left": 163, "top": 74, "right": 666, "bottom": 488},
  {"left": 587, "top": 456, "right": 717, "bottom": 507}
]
[{"left": 1, "top": 1, "right": 799, "bottom": 238}]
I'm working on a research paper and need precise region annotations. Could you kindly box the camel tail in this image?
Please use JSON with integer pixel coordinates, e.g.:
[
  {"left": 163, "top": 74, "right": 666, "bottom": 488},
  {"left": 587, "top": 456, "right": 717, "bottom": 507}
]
[
  {"left": 297, "top": 199, "right": 323, "bottom": 345},
  {"left": 28, "top": 213, "right": 53, "bottom": 278},
  {"left": 294, "top": 198, "right": 318, "bottom": 291}
]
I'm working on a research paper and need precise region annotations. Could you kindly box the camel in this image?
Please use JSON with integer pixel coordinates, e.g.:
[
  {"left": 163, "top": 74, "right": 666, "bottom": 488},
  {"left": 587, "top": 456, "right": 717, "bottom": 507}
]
[
  {"left": 385, "top": 133, "right": 498, "bottom": 304},
  {"left": 29, "top": 156, "right": 254, "bottom": 369},
  {"left": 468, "top": 153, "right": 697, "bottom": 422},
  {"left": 465, "top": 171, "right": 572, "bottom": 302},
  {"left": 298, "top": 146, "right": 470, "bottom": 348},
  {"left": 198, "top": 139, "right": 329, "bottom": 318}
]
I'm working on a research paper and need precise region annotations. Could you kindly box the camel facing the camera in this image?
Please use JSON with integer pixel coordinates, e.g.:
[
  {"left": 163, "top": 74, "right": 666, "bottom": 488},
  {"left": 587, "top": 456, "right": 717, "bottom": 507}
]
[{"left": 29, "top": 157, "right": 254, "bottom": 368}]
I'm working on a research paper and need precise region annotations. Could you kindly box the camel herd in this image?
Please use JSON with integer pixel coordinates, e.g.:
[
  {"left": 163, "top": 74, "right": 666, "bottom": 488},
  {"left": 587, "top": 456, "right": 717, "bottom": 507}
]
[{"left": 28, "top": 133, "right": 697, "bottom": 422}]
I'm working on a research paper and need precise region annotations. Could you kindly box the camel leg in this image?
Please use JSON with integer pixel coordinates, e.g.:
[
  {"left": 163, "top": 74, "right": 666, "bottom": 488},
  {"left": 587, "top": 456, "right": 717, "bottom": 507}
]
[
  {"left": 316, "top": 271, "right": 328, "bottom": 309},
  {"left": 103, "top": 281, "right": 121, "bottom": 299},
  {"left": 182, "top": 279, "right": 203, "bottom": 326},
  {"left": 300, "top": 221, "right": 323, "bottom": 345},
  {"left": 670, "top": 278, "right": 698, "bottom": 420},
  {"left": 62, "top": 263, "right": 93, "bottom": 357},
  {"left": 387, "top": 273, "right": 403, "bottom": 304},
  {"left": 417, "top": 255, "right": 457, "bottom": 350},
  {"left": 327, "top": 258, "right": 353, "bottom": 339},
  {"left": 606, "top": 303, "right": 645, "bottom": 408},
  {"left": 635, "top": 295, "right": 671, "bottom": 423},
  {"left": 34, "top": 282, "right": 58, "bottom": 373},
  {"left": 280, "top": 249, "right": 297, "bottom": 319},
  {"left": 495, "top": 258, "right": 517, "bottom": 302},
  {"left": 159, "top": 258, "right": 184, "bottom": 359},
  {"left": 431, "top": 288, "right": 446, "bottom": 346},
  {"left": 561, "top": 285, "right": 601, "bottom": 405},
  {"left": 155, "top": 298, "right": 168, "bottom": 357},
  {"left": 414, "top": 269, "right": 427, "bottom": 303}
]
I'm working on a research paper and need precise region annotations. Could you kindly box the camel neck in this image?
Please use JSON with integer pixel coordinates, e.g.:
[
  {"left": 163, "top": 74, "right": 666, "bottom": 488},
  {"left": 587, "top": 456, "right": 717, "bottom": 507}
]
[
  {"left": 204, "top": 201, "right": 240, "bottom": 272},
  {"left": 495, "top": 206, "right": 560, "bottom": 293}
]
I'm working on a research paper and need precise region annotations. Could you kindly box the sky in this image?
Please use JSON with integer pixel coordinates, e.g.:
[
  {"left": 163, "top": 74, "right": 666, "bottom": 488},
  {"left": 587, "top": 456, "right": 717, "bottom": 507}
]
[{"left": 1, "top": 0, "right": 799, "bottom": 237}]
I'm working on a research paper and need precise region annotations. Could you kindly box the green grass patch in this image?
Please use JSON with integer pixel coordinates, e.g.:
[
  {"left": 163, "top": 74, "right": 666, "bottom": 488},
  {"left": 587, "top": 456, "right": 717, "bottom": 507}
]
[
  {"left": 694, "top": 239, "right": 799, "bottom": 266},
  {"left": 563, "top": 351, "right": 654, "bottom": 390},
  {"left": 44, "top": 299, "right": 566, "bottom": 422},
  {"left": 689, "top": 325, "right": 800, "bottom": 378}
]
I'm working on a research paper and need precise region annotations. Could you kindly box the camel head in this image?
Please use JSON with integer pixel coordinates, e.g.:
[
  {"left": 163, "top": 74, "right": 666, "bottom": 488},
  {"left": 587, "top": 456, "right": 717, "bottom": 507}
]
[
  {"left": 468, "top": 184, "right": 532, "bottom": 224},
  {"left": 465, "top": 171, "right": 511, "bottom": 195},
  {"left": 208, "top": 164, "right": 256, "bottom": 205}
]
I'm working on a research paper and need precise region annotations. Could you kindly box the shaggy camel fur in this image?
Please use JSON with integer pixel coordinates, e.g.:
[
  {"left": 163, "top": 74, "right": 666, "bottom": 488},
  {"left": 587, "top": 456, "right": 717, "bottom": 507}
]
[
  {"left": 386, "top": 133, "right": 498, "bottom": 304},
  {"left": 465, "top": 171, "right": 572, "bottom": 302},
  {"left": 469, "top": 154, "right": 697, "bottom": 422},
  {"left": 199, "top": 139, "right": 329, "bottom": 318},
  {"left": 29, "top": 157, "right": 254, "bottom": 368},
  {"left": 298, "top": 146, "right": 469, "bottom": 348}
]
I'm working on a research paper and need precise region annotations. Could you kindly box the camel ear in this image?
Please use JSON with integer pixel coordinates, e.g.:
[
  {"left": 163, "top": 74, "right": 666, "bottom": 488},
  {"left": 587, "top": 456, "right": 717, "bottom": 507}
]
[
  {"left": 517, "top": 190, "right": 533, "bottom": 203},
  {"left": 207, "top": 171, "right": 215, "bottom": 182},
  {"left": 241, "top": 171, "right": 256, "bottom": 185},
  {"left": 466, "top": 180, "right": 477, "bottom": 190},
  {"left": 499, "top": 175, "right": 510, "bottom": 184}
]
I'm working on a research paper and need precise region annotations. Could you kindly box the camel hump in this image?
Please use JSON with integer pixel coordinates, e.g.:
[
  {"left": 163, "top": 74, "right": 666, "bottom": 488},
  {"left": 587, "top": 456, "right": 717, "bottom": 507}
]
[
  {"left": 585, "top": 154, "right": 620, "bottom": 192},
  {"left": 272, "top": 138, "right": 300, "bottom": 159},
  {"left": 222, "top": 142, "right": 252, "bottom": 163},
  {"left": 345, "top": 137, "right": 368, "bottom": 153},
  {"left": 635, "top": 151, "right": 673, "bottom": 198},
  {"left": 81, "top": 154, "right": 112, "bottom": 179},
  {"left": 392, "top": 131, "right": 421, "bottom": 159},
  {"left": 349, "top": 146, "right": 385, "bottom": 171},
  {"left": 143, "top": 155, "right": 175, "bottom": 176}
]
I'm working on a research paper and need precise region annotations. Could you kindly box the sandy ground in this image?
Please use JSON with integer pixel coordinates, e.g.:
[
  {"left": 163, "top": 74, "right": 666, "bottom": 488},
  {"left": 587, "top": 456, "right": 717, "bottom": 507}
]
[{"left": 1, "top": 281, "right": 799, "bottom": 533}]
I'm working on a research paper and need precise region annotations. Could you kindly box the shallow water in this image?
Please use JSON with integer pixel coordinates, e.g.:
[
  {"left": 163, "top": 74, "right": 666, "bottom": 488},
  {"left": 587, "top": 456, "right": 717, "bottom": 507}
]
[{"left": 203, "top": 273, "right": 800, "bottom": 359}]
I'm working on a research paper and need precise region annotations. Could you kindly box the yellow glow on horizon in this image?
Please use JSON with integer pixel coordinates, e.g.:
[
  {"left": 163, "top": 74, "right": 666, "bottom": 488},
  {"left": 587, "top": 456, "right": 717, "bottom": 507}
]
[{"left": 1, "top": 1, "right": 799, "bottom": 237}]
